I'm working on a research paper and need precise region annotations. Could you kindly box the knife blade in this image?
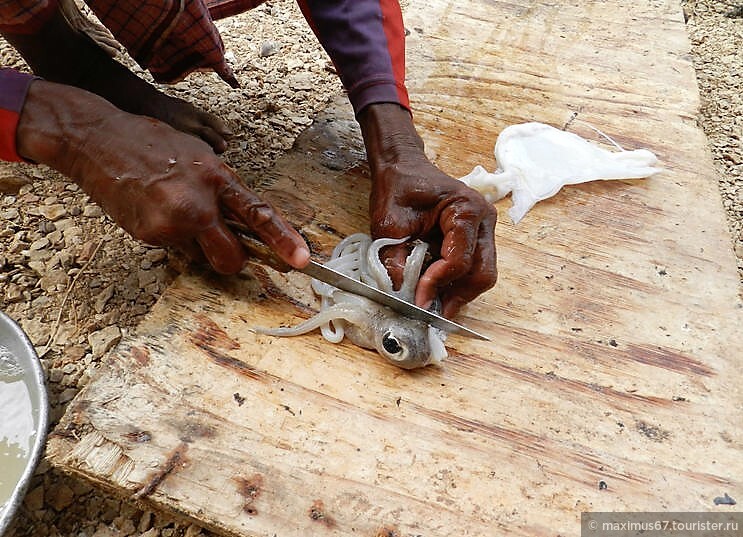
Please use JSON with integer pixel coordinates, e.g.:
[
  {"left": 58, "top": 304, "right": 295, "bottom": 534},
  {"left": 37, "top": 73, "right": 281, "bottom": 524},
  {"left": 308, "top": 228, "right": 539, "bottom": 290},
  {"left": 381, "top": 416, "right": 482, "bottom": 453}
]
[{"left": 225, "top": 220, "right": 490, "bottom": 340}]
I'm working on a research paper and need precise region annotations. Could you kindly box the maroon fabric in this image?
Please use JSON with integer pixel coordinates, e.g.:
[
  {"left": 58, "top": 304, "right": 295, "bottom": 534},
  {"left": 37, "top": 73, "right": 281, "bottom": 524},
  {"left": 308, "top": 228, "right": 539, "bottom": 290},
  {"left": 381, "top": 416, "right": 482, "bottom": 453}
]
[
  {"left": 0, "top": 0, "right": 56, "bottom": 33},
  {"left": 86, "top": 0, "right": 244, "bottom": 86}
]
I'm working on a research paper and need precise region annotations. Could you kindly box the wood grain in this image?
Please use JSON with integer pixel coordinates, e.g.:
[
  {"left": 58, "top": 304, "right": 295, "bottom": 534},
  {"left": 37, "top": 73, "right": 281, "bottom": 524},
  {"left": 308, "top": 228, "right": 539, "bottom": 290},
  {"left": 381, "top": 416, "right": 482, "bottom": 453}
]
[{"left": 48, "top": 1, "right": 742, "bottom": 536}]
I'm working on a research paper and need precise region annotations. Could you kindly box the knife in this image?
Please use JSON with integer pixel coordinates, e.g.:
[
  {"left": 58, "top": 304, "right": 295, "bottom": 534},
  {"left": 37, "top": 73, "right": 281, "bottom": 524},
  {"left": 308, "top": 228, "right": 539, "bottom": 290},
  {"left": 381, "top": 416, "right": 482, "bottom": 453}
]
[{"left": 225, "top": 220, "right": 490, "bottom": 340}]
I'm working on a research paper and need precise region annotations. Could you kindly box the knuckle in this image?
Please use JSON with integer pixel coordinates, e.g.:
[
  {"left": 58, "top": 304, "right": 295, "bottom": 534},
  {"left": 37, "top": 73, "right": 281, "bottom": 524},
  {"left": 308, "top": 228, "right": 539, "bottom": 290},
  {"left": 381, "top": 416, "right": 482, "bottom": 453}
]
[{"left": 247, "top": 202, "right": 275, "bottom": 229}]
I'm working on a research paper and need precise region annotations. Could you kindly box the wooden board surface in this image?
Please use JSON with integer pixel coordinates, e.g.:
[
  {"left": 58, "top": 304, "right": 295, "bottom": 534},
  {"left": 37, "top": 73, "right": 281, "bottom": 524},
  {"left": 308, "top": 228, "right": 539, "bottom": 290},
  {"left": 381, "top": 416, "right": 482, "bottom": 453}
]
[{"left": 48, "top": 1, "right": 743, "bottom": 536}]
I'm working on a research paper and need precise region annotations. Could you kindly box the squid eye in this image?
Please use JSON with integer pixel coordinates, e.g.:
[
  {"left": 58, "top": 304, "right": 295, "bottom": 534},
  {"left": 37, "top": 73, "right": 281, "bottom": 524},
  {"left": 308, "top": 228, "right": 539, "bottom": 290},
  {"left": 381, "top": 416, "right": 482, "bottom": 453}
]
[{"left": 382, "top": 332, "right": 403, "bottom": 355}]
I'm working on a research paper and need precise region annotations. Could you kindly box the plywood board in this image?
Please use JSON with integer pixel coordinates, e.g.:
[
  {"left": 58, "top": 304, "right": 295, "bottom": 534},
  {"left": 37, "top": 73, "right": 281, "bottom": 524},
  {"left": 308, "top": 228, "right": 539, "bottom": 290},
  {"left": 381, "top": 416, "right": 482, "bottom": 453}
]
[{"left": 47, "top": 1, "right": 743, "bottom": 536}]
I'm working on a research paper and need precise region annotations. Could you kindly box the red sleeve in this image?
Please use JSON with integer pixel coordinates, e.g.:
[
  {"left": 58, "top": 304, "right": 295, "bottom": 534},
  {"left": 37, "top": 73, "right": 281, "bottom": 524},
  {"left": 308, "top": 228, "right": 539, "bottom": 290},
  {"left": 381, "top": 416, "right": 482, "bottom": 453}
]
[
  {"left": 296, "top": 0, "right": 409, "bottom": 115},
  {"left": 0, "top": 68, "right": 37, "bottom": 162},
  {"left": 0, "top": 0, "right": 57, "bottom": 34}
]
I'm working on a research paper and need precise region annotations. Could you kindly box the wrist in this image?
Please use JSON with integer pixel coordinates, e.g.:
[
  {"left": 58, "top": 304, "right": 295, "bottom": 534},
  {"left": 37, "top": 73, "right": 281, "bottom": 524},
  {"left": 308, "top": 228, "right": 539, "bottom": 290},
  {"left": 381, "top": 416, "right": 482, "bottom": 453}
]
[
  {"left": 16, "top": 80, "right": 117, "bottom": 170},
  {"left": 358, "top": 103, "right": 425, "bottom": 175}
]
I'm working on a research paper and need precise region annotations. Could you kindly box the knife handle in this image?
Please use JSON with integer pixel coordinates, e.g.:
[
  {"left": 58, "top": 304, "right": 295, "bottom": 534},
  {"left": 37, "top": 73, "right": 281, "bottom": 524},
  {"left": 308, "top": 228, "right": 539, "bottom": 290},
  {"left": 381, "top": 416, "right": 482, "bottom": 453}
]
[{"left": 225, "top": 219, "right": 292, "bottom": 273}]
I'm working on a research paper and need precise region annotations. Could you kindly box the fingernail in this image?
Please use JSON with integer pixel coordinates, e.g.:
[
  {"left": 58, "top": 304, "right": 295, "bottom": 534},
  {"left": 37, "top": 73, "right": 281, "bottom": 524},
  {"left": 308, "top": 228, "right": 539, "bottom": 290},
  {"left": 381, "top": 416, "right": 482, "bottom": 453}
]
[{"left": 290, "top": 247, "right": 311, "bottom": 269}]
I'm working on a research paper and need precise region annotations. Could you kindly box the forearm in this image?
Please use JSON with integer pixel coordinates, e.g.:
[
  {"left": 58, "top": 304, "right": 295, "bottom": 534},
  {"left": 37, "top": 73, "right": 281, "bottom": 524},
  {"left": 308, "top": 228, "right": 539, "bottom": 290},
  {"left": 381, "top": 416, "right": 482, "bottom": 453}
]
[{"left": 297, "top": 0, "right": 409, "bottom": 115}]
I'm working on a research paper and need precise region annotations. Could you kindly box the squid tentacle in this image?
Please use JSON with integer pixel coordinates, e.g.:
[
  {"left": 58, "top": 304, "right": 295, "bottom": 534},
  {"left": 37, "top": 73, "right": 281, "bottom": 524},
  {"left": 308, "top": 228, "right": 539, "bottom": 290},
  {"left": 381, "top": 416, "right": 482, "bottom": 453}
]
[
  {"left": 254, "top": 304, "right": 369, "bottom": 339},
  {"left": 398, "top": 241, "right": 429, "bottom": 302}
]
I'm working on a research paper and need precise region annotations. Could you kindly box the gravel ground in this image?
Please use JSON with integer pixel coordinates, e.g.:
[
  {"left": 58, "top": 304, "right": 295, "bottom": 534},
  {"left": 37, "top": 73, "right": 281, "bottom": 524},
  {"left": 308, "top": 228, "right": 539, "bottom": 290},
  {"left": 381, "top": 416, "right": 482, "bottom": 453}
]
[{"left": 1, "top": 1, "right": 741, "bottom": 536}]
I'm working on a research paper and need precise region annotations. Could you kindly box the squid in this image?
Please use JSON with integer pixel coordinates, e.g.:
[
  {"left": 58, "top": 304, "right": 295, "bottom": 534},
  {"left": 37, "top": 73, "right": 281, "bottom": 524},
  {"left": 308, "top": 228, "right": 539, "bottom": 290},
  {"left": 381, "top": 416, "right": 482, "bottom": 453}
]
[{"left": 257, "top": 234, "right": 447, "bottom": 369}]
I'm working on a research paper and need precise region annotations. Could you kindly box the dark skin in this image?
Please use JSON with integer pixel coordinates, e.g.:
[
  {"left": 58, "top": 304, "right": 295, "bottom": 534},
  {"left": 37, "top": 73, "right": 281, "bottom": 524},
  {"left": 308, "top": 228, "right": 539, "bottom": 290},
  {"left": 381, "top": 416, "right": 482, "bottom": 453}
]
[
  {"left": 5, "top": 7, "right": 497, "bottom": 318},
  {"left": 358, "top": 104, "right": 497, "bottom": 317}
]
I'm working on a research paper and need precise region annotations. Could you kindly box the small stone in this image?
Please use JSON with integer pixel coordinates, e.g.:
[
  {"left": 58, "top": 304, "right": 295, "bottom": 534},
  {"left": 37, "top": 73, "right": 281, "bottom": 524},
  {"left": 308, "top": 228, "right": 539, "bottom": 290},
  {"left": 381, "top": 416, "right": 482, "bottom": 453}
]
[
  {"left": 39, "top": 204, "right": 68, "bottom": 221},
  {"left": 94, "top": 285, "right": 115, "bottom": 314},
  {"left": 289, "top": 72, "right": 314, "bottom": 90},
  {"left": 138, "top": 269, "right": 157, "bottom": 288},
  {"left": 27, "top": 248, "right": 53, "bottom": 262},
  {"left": 47, "top": 482, "right": 75, "bottom": 511},
  {"left": 8, "top": 237, "right": 27, "bottom": 254},
  {"left": 58, "top": 387, "right": 79, "bottom": 403},
  {"left": 1, "top": 207, "right": 20, "bottom": 221},
  {"left": 47, "top": 229, "right": 64, "bottom": 247},
  {"left": 23, "top": 484, "right": 44, "bottom": 511},
  {"left": 88, "top": 325, "right": 122, "bottom": 358},
  {"left": 53, "top": 218, "right": 74, "bottom": 231},
  {"left": 77, "top": 240, "right": 99, "bottom": 263},
  {"left": 101, "top": 498, "right": 121, "bottom": 523},
  {"left": 140, "top": 529, "right": 159, "bottom": 537},
  {"left": 138, "top": 511, "right": 154, "bottom": 532},
  {"left": 31, "top": 294, "right": 50, "bottom": 309},
  {"left": 113, "top": 515, "right": 137, "bottom": 535},
  {"left": 30, "top": 237, "right": 50, "bottom": 251},
  {"left": 184, "top": 525, "right": 203, "bottom": 537},
  {"left": 260, "top": 40, "right": 279, "bottom": 57},
  {"left": 20, "top": 318, "right": 51, "bottom": 346},
  {"left": 68, "top": 205, "right": 82, "bottom": 216},
  {"left": 91, "top": 524, "right": 118, "bottom": 537},
  {"left": 66, "top": 345, "right": 87, "bottom": 362},
  {"left": 83, "top": 204, "right": 103, "bottom": 218},
  {"left": 70, "top": 478, "right": 94, "bottom": 495},
  {"left": 49, "top": 368, "right": 64, "bottom": 383},
  {"left": 145, "top": 249, "right": 167, "bottom": 264},
  {"left": 27, "top": 260, "right": 46, "bottom": 275},
  {"left": 39, "top": 270, "right": 68, "bottom": 292},
  {"left": 5, "top": 284, "right": 24, "bottom": 303},
  {"left": 39, "top": 220, "right": 56, "bottom": 234}
]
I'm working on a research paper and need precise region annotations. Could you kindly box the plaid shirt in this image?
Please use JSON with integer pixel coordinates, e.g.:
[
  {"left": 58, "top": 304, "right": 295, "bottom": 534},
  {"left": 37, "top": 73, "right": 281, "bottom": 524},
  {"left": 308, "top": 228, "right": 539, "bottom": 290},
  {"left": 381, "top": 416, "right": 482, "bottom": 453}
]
[{"left": 0, "top": 0, "right": 408, "bottom": 162}]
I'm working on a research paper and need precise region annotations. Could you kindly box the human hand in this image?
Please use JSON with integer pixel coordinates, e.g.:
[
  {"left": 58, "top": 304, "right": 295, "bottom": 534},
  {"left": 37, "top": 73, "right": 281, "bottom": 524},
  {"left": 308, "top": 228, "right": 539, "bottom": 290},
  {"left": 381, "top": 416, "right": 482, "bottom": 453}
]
[
  {"left": 17, "top": 81, "right": 309, "bottom": 274},
  {"left": 358, "top": 104, "right": 497, "bottom": 318}
]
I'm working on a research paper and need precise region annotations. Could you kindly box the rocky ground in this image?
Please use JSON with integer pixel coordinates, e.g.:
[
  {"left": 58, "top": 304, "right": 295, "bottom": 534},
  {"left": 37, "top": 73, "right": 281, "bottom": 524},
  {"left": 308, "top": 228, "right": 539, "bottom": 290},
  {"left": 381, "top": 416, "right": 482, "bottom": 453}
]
[{"left": 1, "top": 1, "right": 741, "bottom": 536}]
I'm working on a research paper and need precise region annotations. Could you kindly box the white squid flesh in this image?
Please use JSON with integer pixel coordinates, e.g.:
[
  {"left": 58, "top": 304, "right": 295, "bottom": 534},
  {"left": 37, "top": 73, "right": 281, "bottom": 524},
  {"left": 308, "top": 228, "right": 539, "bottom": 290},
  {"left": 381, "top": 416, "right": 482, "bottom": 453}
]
[
  {"left": 459, "top": 122, "right": 662, "bottom": 223},
  {"left": 256, "top": 234, "right": 447, "bottom": 369}
]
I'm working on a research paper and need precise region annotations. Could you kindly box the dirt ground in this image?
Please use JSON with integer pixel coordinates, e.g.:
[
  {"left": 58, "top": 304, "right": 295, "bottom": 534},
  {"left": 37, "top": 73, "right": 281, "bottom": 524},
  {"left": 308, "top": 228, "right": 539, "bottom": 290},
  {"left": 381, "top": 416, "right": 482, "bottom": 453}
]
[{"left": 1, "top": 1, "right": 740, "bottom": 536}]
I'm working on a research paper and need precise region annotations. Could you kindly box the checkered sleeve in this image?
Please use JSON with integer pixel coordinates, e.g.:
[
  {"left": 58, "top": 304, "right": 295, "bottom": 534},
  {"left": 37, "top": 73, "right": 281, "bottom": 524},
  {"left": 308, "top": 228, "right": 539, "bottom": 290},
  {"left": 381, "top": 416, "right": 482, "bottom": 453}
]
[
  {"left": 296, "top": 0, "right": 409, "bottom": 115},
  {"left": 0, "top": 69, "right": 37, "bottom": 162},
  {"left": 0, "top": 0, "right": 57, "bottom": 33}
]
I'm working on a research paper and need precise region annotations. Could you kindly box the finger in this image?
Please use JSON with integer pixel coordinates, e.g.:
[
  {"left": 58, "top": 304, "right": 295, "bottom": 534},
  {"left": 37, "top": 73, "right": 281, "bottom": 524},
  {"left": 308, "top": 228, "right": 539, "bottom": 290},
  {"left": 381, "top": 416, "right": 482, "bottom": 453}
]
[
  {"left": 440, "top": 295, "right": 470, "bottom": 319},
  {"left": 196, "top": 126, "right": 229, "bottom": 154},
  {"left": 380, "top": 243, "right": 410, "bottom": 291},
  {"left": 414, "top": 215, "right": 479, "bottom": 309},
  {"left": 198, "top": 110, "right": 233, "bottom": 139},
  {"left": 219, "top": 180, "right": 310, "bottom": 269},
  {"left": 439, "top": 218, "right": 498, "bottom": 317},
  {"left": 196, "top": 221, "right": 248, "bottom": 275}
]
